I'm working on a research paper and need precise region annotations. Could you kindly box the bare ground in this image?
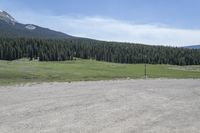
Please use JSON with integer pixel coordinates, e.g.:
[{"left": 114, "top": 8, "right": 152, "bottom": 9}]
[{"left": 0, "top": 79, "right": 200, "bottom": 133}]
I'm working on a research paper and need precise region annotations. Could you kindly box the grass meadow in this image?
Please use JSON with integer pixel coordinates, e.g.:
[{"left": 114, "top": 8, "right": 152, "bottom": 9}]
[{"left": 0, "top": 59, "right": 200, "bottom": 85}]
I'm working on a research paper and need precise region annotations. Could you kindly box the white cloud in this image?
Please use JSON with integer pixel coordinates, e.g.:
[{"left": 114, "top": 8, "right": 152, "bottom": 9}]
[{"left": 11, "top": 11, "right": 200, "bottom": 46}]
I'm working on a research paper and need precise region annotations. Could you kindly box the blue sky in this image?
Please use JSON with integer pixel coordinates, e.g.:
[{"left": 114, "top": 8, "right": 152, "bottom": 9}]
[{"left": 1, "top": 0, "right": 200, "bottom": 46}]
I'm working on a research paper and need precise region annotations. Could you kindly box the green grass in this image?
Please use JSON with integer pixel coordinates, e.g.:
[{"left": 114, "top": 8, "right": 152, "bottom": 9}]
[{"left": 0, "top": 59, "right": 200, "bottom": 85}]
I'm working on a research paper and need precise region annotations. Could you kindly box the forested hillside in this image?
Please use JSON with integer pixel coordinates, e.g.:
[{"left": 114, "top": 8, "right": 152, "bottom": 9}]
[
  {"left": 1, "top": 11, "right": 199, "bottom": 66},
  {"left": 0, "top": 38, "right": 200, "bottom": 65}
]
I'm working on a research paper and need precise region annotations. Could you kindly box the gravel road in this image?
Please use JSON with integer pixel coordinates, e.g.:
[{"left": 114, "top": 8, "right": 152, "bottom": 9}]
[{"left": 0, "top": 79, "right": 200, "bottom": 133}]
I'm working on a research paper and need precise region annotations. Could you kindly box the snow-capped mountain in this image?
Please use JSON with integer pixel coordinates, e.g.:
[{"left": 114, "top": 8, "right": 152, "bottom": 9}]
[
  {"left": 0, "top": 10, "right": 73, "bottom": 39},
  {"left": 0, "top": 10, "right": 16, "bottom": 25}
]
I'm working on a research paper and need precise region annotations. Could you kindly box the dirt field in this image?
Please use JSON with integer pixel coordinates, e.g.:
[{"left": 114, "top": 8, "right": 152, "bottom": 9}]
[{"left": 0, "top": 79, "right": 200, "bottom": 133}]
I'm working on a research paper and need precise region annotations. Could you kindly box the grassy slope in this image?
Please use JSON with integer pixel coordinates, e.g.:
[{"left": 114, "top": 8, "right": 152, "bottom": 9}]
[{"left": 0, "top": 59, "right": 200, "bottom": 85}]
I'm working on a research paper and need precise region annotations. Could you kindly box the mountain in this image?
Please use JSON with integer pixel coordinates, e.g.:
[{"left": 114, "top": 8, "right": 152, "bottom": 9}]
[
  {"left": 0, "top": 10, "right": 16, "bottom": 25},
  {"left": 184, "top": 45, "right": 200, "bottom": 49},
  {"left": 0, "top": 10, "right": 73, "bottom": 39}
]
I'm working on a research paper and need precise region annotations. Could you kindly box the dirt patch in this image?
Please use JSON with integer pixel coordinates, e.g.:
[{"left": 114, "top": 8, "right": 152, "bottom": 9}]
[{"left": 0, "top": 79, "right": 200, "bottom": 133}]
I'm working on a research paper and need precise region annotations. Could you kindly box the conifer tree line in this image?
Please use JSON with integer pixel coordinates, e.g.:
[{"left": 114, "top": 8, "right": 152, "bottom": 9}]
[{"left": 0, "top": 38, "right": 200, "bottom": 65}]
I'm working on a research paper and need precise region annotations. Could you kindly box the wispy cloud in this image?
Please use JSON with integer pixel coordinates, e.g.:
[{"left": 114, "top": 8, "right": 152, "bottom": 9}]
[{"left": 10, "top": 11, "right": 200, "bottom": 46}]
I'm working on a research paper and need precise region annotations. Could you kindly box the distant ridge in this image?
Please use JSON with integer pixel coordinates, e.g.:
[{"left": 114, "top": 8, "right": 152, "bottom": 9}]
[
  {"left": 0, "top": 10, "right": 73, "bottom": 39},
  {"left": 184, "top": 45, "right": 200, "bottom": 49}
]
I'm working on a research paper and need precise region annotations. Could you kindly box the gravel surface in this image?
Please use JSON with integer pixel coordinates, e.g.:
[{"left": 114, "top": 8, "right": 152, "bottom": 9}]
[{"left": 0, "top": 79, "right": 200, "bottom": 133}]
